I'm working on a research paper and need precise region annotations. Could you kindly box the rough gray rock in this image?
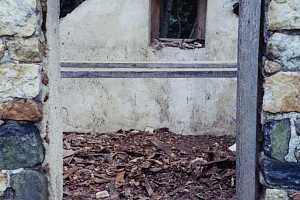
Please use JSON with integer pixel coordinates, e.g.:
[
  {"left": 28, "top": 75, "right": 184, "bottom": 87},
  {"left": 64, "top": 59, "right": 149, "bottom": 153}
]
[
  {"left": 10, "top": 169, "right": 48, "bottom": 200},
  {"left": 0, "top": 121, "right": 44, "bottom": 170},
  {"left": 0, "top": 187, "right": 15, "bottom": 200},
  {"left": 265, "top": 189, "right": 288, "bottom": 200},
  {"left": 268, "top": 0, "right": 300, "bottom": 30},
  {"left": 267, "top": 33, "right": 300, "bottom": 71},
  {"left": 0, "top": 39, "right": 5, "bottom": 60},
  {"left": 264, "top": 60, "right": 282, "bottom": 74},
  {"left": 0, "top": 0, "right": 39, "bottom": 37},
  {"left": 0, "top": 173, "right": 8, "bottom": 197},
  {"left": 0, "top": 99, "right": 43, "bottom": 122},
  {"left": 96, "top": 191, "right": 110, "bottom": 199},
  {"left": 0, "top": 63, "right": 41, "bottom": 102},
  {"left": 263, "top": 119, "right": 291, "bottom": 162},
  {"left": 263, "top": 72, "right": 300, "bottom": 113},
  {"left": 261, "top": 158, "right": 300, "bottom": 190},
  {"left": 7, "top": 37, "right": 42, "bottom": 63}
]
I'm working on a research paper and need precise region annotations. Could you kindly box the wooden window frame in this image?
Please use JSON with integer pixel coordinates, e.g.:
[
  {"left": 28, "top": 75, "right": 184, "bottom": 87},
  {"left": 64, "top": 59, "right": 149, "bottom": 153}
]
[{"left": 150, "top": 0, "right": 207, "bottom": 43}]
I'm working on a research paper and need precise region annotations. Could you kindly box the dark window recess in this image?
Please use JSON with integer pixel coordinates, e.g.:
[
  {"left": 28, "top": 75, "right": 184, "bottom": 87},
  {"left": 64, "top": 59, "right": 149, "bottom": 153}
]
[
  {"left": 41, "top": 0, "right": 47, "bottom": 32},
  {"left": 160, "top": 0, "right": 197, "bottom": 38},
  {"left": 60, "top": 0, "right": 87, "bottom": 18},
  {"left": 151, "top": 0, "right": 207, "bottom": 49},
  {"left": 233, "top": 2, "right": 239, "bottom": 16}
]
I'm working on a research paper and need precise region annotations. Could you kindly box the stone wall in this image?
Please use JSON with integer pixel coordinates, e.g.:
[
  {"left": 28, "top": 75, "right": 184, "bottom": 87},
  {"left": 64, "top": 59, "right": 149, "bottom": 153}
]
[
  {"left": 261, "top": 0, "right": 300, "bottom": 199},
  {"left": 0, "top": 0, "right": 48, "bottom": 199}
]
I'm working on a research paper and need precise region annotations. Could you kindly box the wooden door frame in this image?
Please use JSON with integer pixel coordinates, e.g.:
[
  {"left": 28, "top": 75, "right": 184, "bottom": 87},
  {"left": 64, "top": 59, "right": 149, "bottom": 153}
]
[
  {"left": 57, "top": 0, "right": 264, "bottom": 199},
  {"left": 236, "top": 0, "right": 263, "bottom": 199}
]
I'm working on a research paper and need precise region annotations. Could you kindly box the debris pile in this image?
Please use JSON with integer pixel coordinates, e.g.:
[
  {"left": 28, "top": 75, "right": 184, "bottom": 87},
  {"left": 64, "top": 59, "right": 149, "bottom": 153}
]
[
  {"left": 63, "top": 129, "right": 236, "bottom": 200},
  {"left": 152, "top": 39, "right": 204, "bottom": 50}
]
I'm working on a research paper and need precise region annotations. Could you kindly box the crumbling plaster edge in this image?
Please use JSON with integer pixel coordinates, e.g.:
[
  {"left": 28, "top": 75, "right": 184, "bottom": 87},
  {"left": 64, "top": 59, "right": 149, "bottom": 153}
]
[{"left": 43, "top": 0, "right": 63, "bottom": 199}]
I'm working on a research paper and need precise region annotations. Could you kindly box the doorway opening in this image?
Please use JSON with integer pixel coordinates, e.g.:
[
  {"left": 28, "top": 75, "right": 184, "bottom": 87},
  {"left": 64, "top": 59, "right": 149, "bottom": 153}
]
[
  {"left": 63, "top": 130, "right": 236, "bottom": 199},
  {"left": 57, "top": 0, "right": 248, "bottom": 199}
]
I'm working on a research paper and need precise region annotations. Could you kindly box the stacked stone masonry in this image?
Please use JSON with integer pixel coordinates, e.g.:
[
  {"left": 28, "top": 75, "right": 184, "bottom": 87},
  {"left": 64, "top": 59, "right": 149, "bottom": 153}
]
[
  {"left": 262, "top": 0, "right": 300, "bottom": 199},
  {"left": 0, "top": 0, "right": 48, "bottom": 199}
]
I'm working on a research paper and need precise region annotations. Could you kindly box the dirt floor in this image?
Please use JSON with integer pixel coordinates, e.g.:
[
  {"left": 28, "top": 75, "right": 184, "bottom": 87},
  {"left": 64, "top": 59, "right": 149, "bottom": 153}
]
[{"left": 63, "top": 128, "right": 236, "bottom": 200}]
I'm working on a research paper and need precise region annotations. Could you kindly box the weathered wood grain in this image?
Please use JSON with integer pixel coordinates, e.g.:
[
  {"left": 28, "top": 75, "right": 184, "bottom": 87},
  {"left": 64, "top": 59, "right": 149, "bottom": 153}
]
[
  {"left": 61, "top": 70, "right": 237, "bottom": 78},
  {"left": 60, "top": 62, "right": 237, "bottom": 69},
  {"left": 236, "top": 0, "right": 262, "bottom": 199},
  {"left": 196, "top": 0, "right": 207, "bottom": 41},
  {"left": 150, "top": 0, "right": 160, "bottom": 42}
]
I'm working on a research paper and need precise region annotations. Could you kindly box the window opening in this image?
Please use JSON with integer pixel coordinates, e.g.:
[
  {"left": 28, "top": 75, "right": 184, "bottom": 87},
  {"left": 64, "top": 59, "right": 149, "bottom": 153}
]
[
  {"left": 60, "top": 0, "right": 87, "bottom": 18},
  {"left": 151, "top": 0, "right": 207, "bottom": 49}
]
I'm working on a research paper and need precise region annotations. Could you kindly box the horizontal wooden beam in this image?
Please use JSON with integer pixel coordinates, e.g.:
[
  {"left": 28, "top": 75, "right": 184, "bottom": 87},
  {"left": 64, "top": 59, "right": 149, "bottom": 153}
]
[
  {"left": 61, "top": 70, "right": 237, "bottom": 78},
  {"left": 60, "top": 62, "right": 237, "bottom": 69}
]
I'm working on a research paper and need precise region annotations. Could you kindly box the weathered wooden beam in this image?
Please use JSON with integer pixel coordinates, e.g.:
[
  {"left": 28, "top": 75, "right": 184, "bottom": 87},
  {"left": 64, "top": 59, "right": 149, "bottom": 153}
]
[
  {"left": 150, "top": 0, "right": 161, "bottom": 42},
  {"left": 60, "top": 62, "right": 237, "bottom": 69},
  {"left": 196, "top": 0, "right": 207, "bottom": 41},
  {"left": 236, "top": 0, "right": 262, "bottom": 199},
  {"left": 61, "top": 70, "right": 237, "bottom": 78}
]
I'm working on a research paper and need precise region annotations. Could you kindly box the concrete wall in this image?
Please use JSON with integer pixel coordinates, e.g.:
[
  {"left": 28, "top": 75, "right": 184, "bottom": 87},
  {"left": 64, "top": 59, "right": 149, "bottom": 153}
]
[
  {"left": 60, "top": 0, "right": 238, "bottom": 62},
  {"left": 60, "top": 0, "right": 239, "bottom": 135},
  {"left": 46, "top": 0, "right": 63, "bottom": 199},
  {"left": 61, "top": 78, "right": 237, "bottom": 135}
]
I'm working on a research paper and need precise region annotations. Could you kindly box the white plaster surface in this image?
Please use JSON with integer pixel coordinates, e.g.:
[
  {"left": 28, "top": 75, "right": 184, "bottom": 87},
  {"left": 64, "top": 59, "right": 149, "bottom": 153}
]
[
  {"left": 61, "top": 78, "right": 237, "bottom": 135},
  {"left": 60, "top": 0, "right": 238, "bottom": 63},
  {"left": 44, "top": 0, "right": 63, "bottom": 199}
]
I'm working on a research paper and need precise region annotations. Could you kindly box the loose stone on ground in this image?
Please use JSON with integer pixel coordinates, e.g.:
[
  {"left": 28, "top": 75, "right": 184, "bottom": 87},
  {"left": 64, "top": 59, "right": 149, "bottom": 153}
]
[{"left": 96, "top": 191, "right": 110, "bottom": 199}]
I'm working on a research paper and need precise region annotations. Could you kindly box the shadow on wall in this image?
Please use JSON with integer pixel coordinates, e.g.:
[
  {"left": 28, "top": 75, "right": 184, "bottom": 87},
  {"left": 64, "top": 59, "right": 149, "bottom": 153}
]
[{"left": 60, "top": 0, "right": 87, "bottom": 18}]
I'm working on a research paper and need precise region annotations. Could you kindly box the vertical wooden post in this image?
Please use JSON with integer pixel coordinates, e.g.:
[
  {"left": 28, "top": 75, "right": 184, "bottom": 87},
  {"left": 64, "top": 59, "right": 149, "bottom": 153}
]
[
  {"left": 150, "top": 0, "right": 161, "bottom": 42},
  {"left": 237, "top": 0, "right": 262, "bottom": 199},
  {"left": 196, "top": 0, "right": 207, "bottom": 41}
]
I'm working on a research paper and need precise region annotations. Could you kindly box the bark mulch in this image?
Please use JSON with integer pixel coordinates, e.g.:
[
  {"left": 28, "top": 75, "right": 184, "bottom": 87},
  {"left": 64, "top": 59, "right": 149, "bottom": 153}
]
[{"left": 63, "top": 128, "right": 236, "bottom": 200}]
